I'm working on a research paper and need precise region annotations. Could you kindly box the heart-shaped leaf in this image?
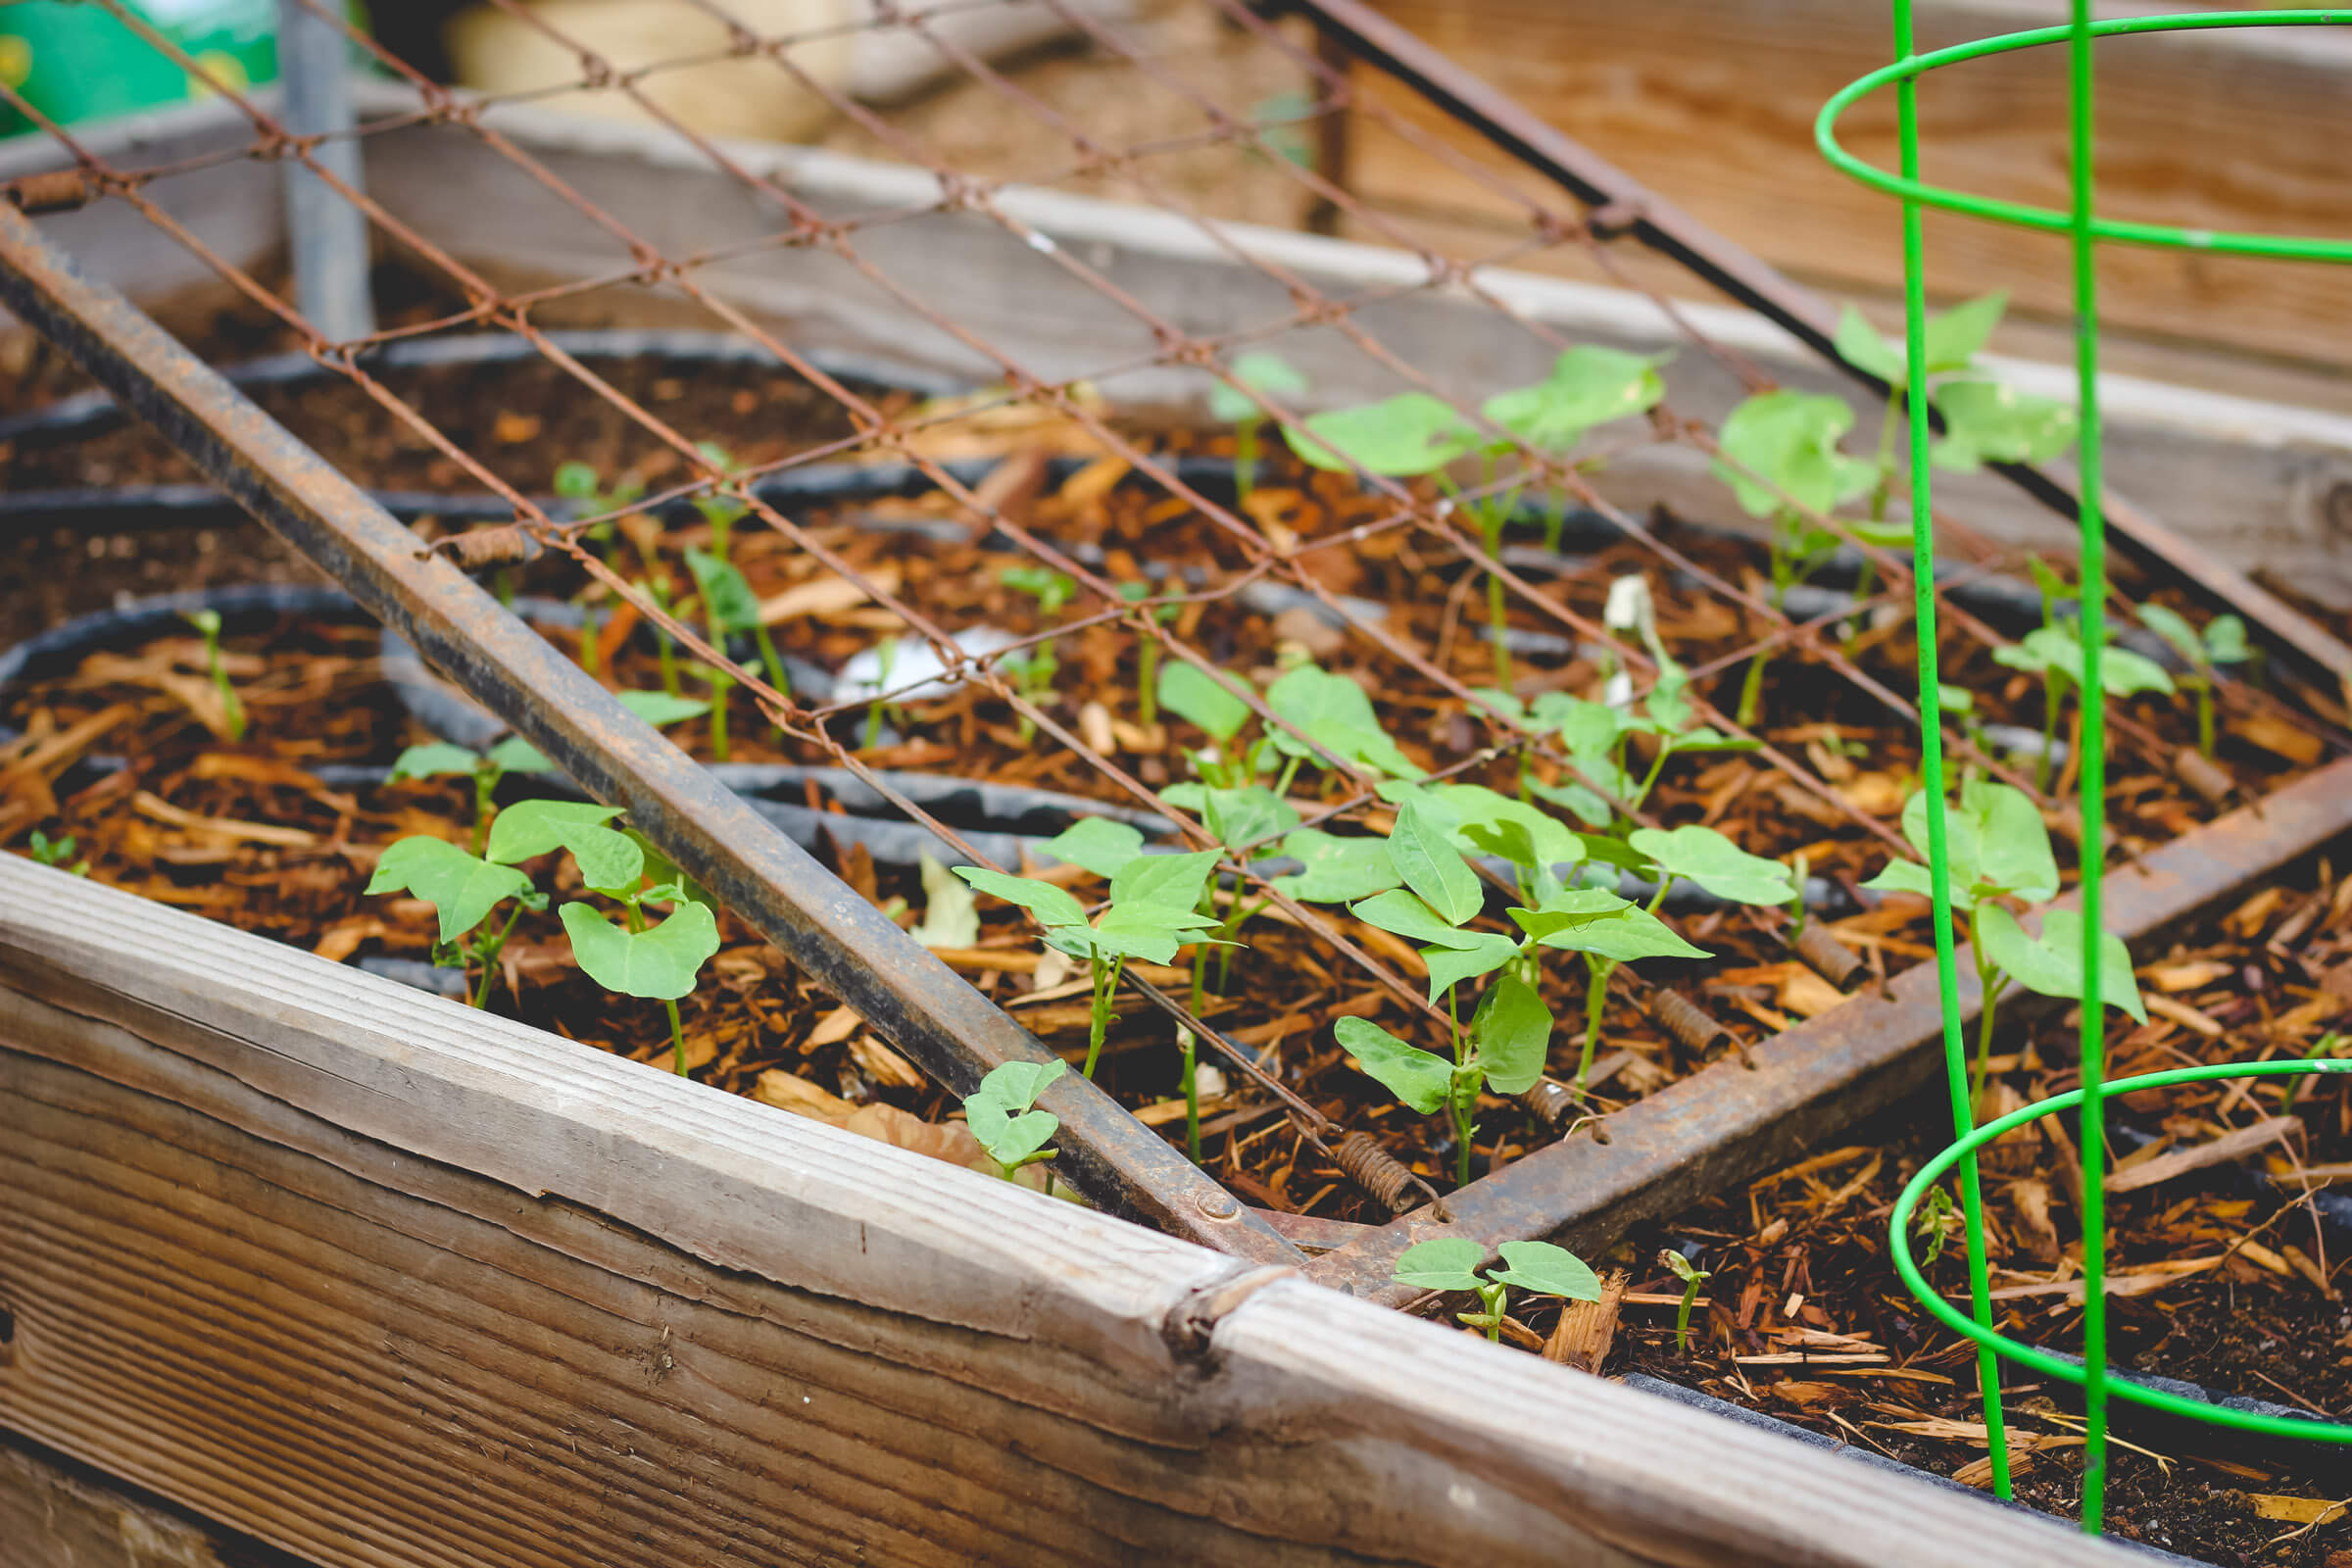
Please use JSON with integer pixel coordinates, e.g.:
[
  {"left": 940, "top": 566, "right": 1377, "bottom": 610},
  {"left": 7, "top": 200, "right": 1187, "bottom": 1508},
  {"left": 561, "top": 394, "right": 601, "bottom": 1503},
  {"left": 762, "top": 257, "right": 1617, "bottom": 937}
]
[
  {"left": 1352, "top": 888, "right": 1494, "bottom": 950},
  {"left": 484, "top": 734, "right": 557, "bottom": 775},
  {"left": 1963, "top": 777, "right": 2058, "bottom": 904},
  {"left": 1045, "top": 817, "right": 1148, "bottom": 880},
  {"left": 1272, "top": 830, "right": 1402, "bottom": 904},
  {"left": 1509, "top": 887, "right": 1634, "bottom": 943},
  {"left": 1629, "top": 824, "right": 1794, "bottom": 906},
  {"left": 1206, "top": 350, "right": 1309, "bottom": 424},
  {"left": 1335, "top": 1015, "right": 1456, "bottom": 1114},
  {"left": 486, "top": 799, "right": 642, "bottom": 894},
  {"left": 1472, "top": 974, "right": 1552, "bottom": 1095},
  {"left": 974, "top": 1057, "right": 1066, "bottom": 1113},
  {"left": 1487, "top": 1240, "right": 1601, "bottom": 1301},
  {"left": 388, "top": 741, "right": 483, "bottom": 782},
  {"left": 1157, "top": 662, "right": 1254, "bottom": 742},
  {"left": 560, "top": 900, "right": 720, "bottom": 1001},
  {"left": 367, "top": 835, "right": 534, "bottom": 944},
  {"left": 1930, "top": 378, "right": 2076, "bottom": 473},
  {"left": 1481, "top": 345, "right": 1667, "bottom": 451},
  {"left": 1286, "top": 392, "right": 1483, "bottom": 475},
  {"left": 1714, "top": 390, "right": 1877, "bottom": 518},
  {"left": 1976, "top": 906, "right": 2145, "bottom": 1023},
  {"left": 1387, "top": 796, "right": 1483, "bottom": 927},
  {"left": 1111, "top": 849, "right": 1222, "bottom": 914},
  {"left": 1203, "top": 785, "right": 1299, "bottom": 852},
  {"left": 953, "top": 867, "right": 1091, "bottom": 931},
  {"left": 1535, "top": 905, "right": 1708, "bottom": 963},
  {"left": 1391, "top": 1235, "right": 1487, "bottom": 1293},
  {"left": 966, "top": 1091, "right": 1059, "bottom": 1169}
]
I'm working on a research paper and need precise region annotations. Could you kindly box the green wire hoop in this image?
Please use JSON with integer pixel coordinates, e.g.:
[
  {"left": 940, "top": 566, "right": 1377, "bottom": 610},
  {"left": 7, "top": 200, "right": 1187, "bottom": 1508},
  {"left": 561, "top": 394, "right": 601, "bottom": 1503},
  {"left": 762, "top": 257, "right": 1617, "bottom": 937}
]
[
  {"left": 1819, "top": 12, "right": 2352, "bottom": 265},
  {"left": 1890, "top": 1059, "right": 2352, "bottom": 1441},
  {"left": 1817, "top": 7, "right": 2352, "bottom": 1531}
]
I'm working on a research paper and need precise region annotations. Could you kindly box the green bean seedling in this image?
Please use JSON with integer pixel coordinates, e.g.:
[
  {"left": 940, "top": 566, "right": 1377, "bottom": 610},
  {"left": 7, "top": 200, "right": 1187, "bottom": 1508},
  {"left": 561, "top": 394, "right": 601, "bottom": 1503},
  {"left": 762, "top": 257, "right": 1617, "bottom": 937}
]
[
  {"left": 183, "top": 609, "right": 245, "bottom": 743},
  {"left": 1391, "top": 1236, "right": 1601, "bottom": 1343}
]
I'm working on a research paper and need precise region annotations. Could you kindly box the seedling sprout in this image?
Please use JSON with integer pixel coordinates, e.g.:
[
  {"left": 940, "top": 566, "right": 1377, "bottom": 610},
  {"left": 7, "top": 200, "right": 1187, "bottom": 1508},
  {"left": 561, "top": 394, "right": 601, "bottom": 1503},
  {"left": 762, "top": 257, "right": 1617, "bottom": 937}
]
[{"left": 1391, "top": 1235, "right": 1601, "bottom": 1343}]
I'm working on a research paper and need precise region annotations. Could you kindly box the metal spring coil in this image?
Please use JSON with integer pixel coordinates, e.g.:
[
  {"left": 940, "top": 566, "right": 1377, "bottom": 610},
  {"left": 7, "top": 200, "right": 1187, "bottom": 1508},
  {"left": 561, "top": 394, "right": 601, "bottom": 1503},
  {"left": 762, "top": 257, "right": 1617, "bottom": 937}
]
[
  {"left": 1792, "top": 922, "right": 1867, "bottom": 990},
  {"left": 1518, "top": 1078, "right": 1579, "bottom": 1130},
  {"left": 1651, "top": 988, "right": 1729, "bottom": 1054},
  {"left": 1332, "top": 1131, "right": 1423, "bottom": 1214}
]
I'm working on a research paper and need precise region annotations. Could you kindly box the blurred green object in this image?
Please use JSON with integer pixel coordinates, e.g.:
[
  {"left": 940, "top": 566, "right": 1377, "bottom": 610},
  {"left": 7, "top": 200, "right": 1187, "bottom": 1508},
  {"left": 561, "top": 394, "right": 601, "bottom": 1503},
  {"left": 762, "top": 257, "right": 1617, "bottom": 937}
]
[{"left": 0, "top": 1, "right": 279, "bottom": 138}]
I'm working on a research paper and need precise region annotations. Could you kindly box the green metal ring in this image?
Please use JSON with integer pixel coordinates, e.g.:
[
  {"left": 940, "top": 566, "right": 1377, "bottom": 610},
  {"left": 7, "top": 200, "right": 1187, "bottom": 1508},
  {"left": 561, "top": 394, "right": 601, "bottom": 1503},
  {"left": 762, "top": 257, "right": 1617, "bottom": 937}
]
[
  {"left": 1816, "top": 12, "right": 2352, "bottom": 265},
  {"left": 1889, "top": 1059, "right": 2352, "bottom": 1442}
]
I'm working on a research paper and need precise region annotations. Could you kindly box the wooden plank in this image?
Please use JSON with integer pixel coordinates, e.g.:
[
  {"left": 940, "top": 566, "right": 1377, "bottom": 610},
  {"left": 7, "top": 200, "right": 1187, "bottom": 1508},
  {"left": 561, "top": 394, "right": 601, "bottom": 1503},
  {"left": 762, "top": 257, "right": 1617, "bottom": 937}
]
[
  {"left": 0, "top": 856, "right": 2138, "bottom": 1566},
  {"left": 1, "top": 1437, "right": 299, "bottom": 1568},
  {"left": 1347, "top": 0, "right": 2352, "bottom": 372}
]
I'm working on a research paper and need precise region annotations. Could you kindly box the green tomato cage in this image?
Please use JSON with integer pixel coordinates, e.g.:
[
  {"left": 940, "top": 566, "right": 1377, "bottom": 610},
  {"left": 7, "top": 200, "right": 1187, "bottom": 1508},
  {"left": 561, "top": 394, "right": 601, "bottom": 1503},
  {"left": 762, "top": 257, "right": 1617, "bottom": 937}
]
[{"left": 1817, "top": 6, "right": 2352, "bottom": 1531}]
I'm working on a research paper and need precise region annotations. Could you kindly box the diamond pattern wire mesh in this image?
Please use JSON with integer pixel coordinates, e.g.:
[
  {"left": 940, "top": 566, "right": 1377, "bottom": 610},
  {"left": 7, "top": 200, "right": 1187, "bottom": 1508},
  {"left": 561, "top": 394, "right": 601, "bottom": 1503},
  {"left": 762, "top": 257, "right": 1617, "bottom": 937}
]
[{"left": 0, "top": 0, "right": 2328, "bottom": 1226}]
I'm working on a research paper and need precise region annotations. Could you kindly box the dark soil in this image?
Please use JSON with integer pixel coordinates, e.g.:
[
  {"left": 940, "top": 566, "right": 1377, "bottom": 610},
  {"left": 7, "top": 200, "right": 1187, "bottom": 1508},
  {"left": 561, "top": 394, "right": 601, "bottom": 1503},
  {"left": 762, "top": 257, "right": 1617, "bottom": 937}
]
[{"left": 5, "top": 324, "right": 2349, "bottom": 1561}]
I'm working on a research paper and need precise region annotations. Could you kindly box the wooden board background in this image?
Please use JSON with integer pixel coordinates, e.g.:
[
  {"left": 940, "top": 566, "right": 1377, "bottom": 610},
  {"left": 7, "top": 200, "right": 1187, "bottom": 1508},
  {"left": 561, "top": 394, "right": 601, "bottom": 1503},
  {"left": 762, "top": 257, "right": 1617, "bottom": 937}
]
[
  {"left": 0, "top": 856, "right": 2139, "bottom": 1567},
  {"left": 1345, "top": 0, "right": 2352, "bottom": 379}
]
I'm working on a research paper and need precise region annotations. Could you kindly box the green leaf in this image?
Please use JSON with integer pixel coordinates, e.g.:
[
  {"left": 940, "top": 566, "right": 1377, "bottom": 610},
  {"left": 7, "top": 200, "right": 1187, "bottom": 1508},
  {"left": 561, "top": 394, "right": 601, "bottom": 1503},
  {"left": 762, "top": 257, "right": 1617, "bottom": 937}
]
[
  {"left": 1536, "top": 905, "right": 1708, "bottom": 963},
  {"left": 1488, "top": 1240, "right": 1602, "bottom": 1301},
  {"left": 1508, "top": 886, "right": 1633, "bottom": 942},
  {"left": 1110, "top": 848, "right": 1222, "bottom": 913},
  {"left": 1422, "top": 934, "right": 1522, "bottom": 1002},
  {"left": 1460, "top": 817, "right": 1542, "bottom": 874},
  {"left": 1889, "top": 787, "right": 1983, "bottom": 897},
  {"left": 974, "top": 1057, "right": 1066, "bottom": 1113},
  {"left": 366, "top": 835, "right": 535, "bottom": 944},
  {"left": 2205, "top": 615, "right": 2248, "bottom": 664},
  {"left": 388, "top": 742, "right": 483, "bottom": 782},
  {"left": 485, "top": 799, "right": 642, "bottom": 894},
  {"left": 1045, "top": 817, "right": 1148, "bottom": 880},
  {"left": 1976, "top": 906, "right": 2146, "bottom": 1024},
  {"left": 1391, "top": 1235, "right": 1487, "bottom": 1293},
  {"left": 1930, "top": 378, "right": 2077, "bottom": 473},
  {"left": 1536, "top": 693, "right": 1628, "bottom": 763},
  {"left": 1924, "top": 291, "right": 2008, "bottom": 372},
  {"left": 2102, "top": 645, "right": 2180, "bottom": 699},
  {"left": 684, "top": 544, "right": 762, "bottom": 632},
  {"left": 1083, "top": 906, "right": 1205, "bottom": 965},
  {"left": 1525, "top": 774, "right": 1615, "bottom": 828},
  {"left": 1351, "top": 888, "right": 1490, "bottom": 949},
  {"left": 1206, "top": 350, "right": 1309, "bottom": 423},
  {"left": 1156, "top": 662, "right": 1253, "bottom": 743},
  {"left": 1628, "top": 824, "right": 1794, "bottom": 906},
  {"left": 1265, "top": 663, "right": 1423, "bottom": 778},
  {"left": 560, "top": 901, "right": 719, "bottom": 1001},
  {"left": 553, "top": 460, "right": 601, "bottom": 500},
  {"left": 1285, "top": 392, "right": 1483, "bottom": 475},
  {"left": 1335, "top": 1016, "right": 1454, "bottom": 1114},
  {"left": 1385, "top": 781, "right": 1584, "bottom": 874},
  {"left": 1714, "top": 390, "right": 1877, "bottom": 518},
  {"left": 1481, "top": 345, "right": 1667, "bottom": 450},
  {"left": 614, "top": 689, "right": 710, "bottom": 727},
  {"left": 1386, "top": 796, "right": 1483, "bottom": 926},
  {"left": 2135, "top": 604, "right": 2202, "bottom": 669},
  {"left": 1202, "top": 785, "right": 1300, "bottom": 851},
  {"left": 620, "top": 830, "right": 714, "bottom": 909},
  {"left": 953, "top": 866, "right": 1091, "bottom": 931},
  {"left": 1272, "top": 830, "right": 1402, "bottom": 904},
  {"left": 484, "top": 734, "right": 555, "bottom": 775},
  {"left": 1963, "top": 777, "right": 2058, "bottom": 903},
  {"left": 1833, "top": 305, "right": 1906, "bottom": 386},
  {"left": 909, "top": 852, "right": 980, "bottom": 949},
  {"left": 1472, "top": 974, "right": 1551, "bottom": 1095},
  {"left": 1994, "top": 624, "right": 2174, "bottom": 698},
  {"left": 966, "top": 1092, "right": 1060, "bottom": 1170},
  {"left": 1002, "top": 564, "right": 1076, "bottom": 614}
]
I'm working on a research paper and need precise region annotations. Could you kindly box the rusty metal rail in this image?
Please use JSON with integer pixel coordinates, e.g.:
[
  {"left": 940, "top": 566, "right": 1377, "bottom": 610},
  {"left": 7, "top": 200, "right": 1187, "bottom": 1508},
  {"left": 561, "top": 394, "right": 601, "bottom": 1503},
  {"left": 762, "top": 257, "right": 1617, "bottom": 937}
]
[{"left": 0, "top": 0, "right": 2345, "bottom": 1275}]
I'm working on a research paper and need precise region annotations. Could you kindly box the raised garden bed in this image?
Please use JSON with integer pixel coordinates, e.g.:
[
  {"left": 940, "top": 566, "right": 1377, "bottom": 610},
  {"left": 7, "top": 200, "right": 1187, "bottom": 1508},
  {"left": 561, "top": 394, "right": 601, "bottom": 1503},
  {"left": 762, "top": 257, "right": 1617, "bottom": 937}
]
[{"left": 4, "top": 7, "right": 2351, "bottom": 1561}]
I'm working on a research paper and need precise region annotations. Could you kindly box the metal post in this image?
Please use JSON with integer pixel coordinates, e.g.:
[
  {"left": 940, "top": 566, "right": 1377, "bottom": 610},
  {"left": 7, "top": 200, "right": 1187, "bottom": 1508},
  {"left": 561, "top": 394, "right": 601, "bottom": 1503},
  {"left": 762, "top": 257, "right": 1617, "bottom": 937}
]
[{"left": 276, "top": 0, "right": 374, "bottom": 343}]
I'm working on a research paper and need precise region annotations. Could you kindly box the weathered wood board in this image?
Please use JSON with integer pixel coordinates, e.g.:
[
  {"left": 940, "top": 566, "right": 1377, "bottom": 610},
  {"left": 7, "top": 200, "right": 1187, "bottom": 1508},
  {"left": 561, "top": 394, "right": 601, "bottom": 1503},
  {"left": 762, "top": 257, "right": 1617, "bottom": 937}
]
[
  {"left": 0, "top": 856, "right": 2135, "bottom": 1566},
  {"left": 1346, "top": 0, "right": 2352, "bottom": 373}
]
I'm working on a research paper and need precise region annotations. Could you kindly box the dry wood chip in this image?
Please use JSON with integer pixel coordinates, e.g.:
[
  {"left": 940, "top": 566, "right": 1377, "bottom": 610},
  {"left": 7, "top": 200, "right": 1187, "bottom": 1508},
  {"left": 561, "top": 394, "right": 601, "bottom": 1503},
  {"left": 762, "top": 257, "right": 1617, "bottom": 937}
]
[
  {"left": 2104, "top": 1116, "right": 2302, "bottom": 1193},
  {"left": 311, "top": 915, "right": 386, "bottom": 963},
  {"left": 1544, "top": 1267, "right": 1629, "bottom": 1372},
  {"left": 2233, "top": 712, "right": 2324, "bottom": 765},
  {"left": 759, "top": 562, "right": 902, "bottom": 624},
  {"left": 1986, "top": 1255, "right": 2223, "bottom": 1301},
  {"left": 848, "top": 1030, "right": 927, "bottom": 1091},
  {"left": 2246, "top": 1494, "right": 2347, "bottom": 1526},
  {"left": 131, "top": 791, "right": 319, "bottom": 847},
  {"left": 805, "top": 1005, "right": 863, "bottom": 1049},
  {"left": 2143, "top": 992, "right": 2226, "bottom": 1037}
]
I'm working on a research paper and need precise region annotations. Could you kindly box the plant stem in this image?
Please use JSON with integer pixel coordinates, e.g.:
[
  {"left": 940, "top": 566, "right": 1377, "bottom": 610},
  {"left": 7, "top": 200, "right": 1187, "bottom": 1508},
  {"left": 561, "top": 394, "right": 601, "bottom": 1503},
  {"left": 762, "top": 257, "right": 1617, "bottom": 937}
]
[
  {"left": 1736, "top": 650, "right": 1769, "bottom": 729},
  {"left": 1972, "top": 957, "right": 2006, "bottom": 1109},
  {"left": 1138, "top": 634, "right": 1159, "bottom": 729},
  {"left": 1576, "top": 955, "right": 1612, "bottom": 1094},
  {"left": 579, "top": 605, "right": 601, "bottom": 677},
  {"left": 1477, "top": 1280, "right": 1506, "bottom": 1343},
  {"left": 663, "top": 999, "right": 688, "bottom": 1075},
  {"left": 1083, "top": 954, "right": 1123, "bottom": 1080},
  {"left": 471, "top": 767, "right": 498, "bottom": 856},
  {"left": 1676, "top": 1277, "right": 1701, "bottom": 1353},
  {"left": 467, "top": 903, "right": 527, "bottom": 1010},
  {"left": 1180, "top": 1028, "right": 1200, "bottom": 1164},
  {"left": 2195, "top": 677, "right": 2215, "bottom": 759},
  {"left": 1234, "top": 419, "right": 1258, "bottom": 503},
  {"left": 2036, "top": 670, "right": 2059, "bottom": 793},
  {"left": 1452, "top": 1080, "right": 1476, "bottom": 1188}
]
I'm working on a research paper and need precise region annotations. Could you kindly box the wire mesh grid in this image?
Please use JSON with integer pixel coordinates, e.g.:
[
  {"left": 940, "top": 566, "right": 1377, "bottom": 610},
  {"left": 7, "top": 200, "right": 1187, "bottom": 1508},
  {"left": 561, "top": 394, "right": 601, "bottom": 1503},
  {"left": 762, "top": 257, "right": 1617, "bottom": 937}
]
[{"left": 1, "top": 0, "right": 2331, "bottom": 1226}]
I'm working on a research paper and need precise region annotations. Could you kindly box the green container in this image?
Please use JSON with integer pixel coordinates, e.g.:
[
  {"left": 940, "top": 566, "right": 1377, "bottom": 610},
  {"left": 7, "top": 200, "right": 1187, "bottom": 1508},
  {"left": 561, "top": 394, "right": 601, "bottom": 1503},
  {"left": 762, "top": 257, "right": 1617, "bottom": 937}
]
[{"left": 0, "top": 0, "right": 279, "bottom": 139}]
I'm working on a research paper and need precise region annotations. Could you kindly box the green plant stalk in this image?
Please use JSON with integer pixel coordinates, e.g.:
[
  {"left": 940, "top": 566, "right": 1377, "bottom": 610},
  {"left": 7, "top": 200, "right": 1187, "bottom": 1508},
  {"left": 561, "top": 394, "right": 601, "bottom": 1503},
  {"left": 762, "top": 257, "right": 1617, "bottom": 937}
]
[
  {"left": 753, "top": 623, "right": 790, "bottom": 740},
  {"left": 466, "top": 903, "right": 527, "bottom": 1010},
  {"left": 1083, "top": 953, "right": 1126, "bottom": 1079},
  {"left": 470, "top": 765, "right": 499, "bottom": 857},
  {"left": 706, "top": 667, "right": 733, "bottom": 761},
  {"left": 1576, "top": 955, "right": 1613, "bottom": 1096},
  {"left": 198, "top": 625, "right": 246, "bottom": 743},
  {"left": 579, "top": 605, "right": 601, "bottom": 678},
  {"left": 662, "top": 999, "right": 688, "bottom": 1076},
  {"left": 1234, "top": 418, "right": 1259, "bottom": 502},
  {"left": 643, "top": 576, "right": 682, "bottom": 697},
  {"left": 1542, "top": 490, "right": 1569, "bottom": 555},
  {"left": 2192, "top": 675, "right": 2215, "bottom": 759},
  {"left": 1471, "top": 1279, "right": 1506, "bottom": 1343},
  {"left": 1213, "top": 894, "right": 1267, "bottom": 991},
  {"left": 1137, "top": 635, "right": 1159, "bottom": 728},
  {"left": 1180, "top": 1027, "right": 1201, "bottom": 1164},
  {"left": 1675, "top": 1275, "right": 1703, "bottom": 1353},
  {"left": 1449, "top": 1070, "right": 1478, "bottom": 1188},
  {"left": 2036, "top": 668, "right": 2060, "bottom": 793}
]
